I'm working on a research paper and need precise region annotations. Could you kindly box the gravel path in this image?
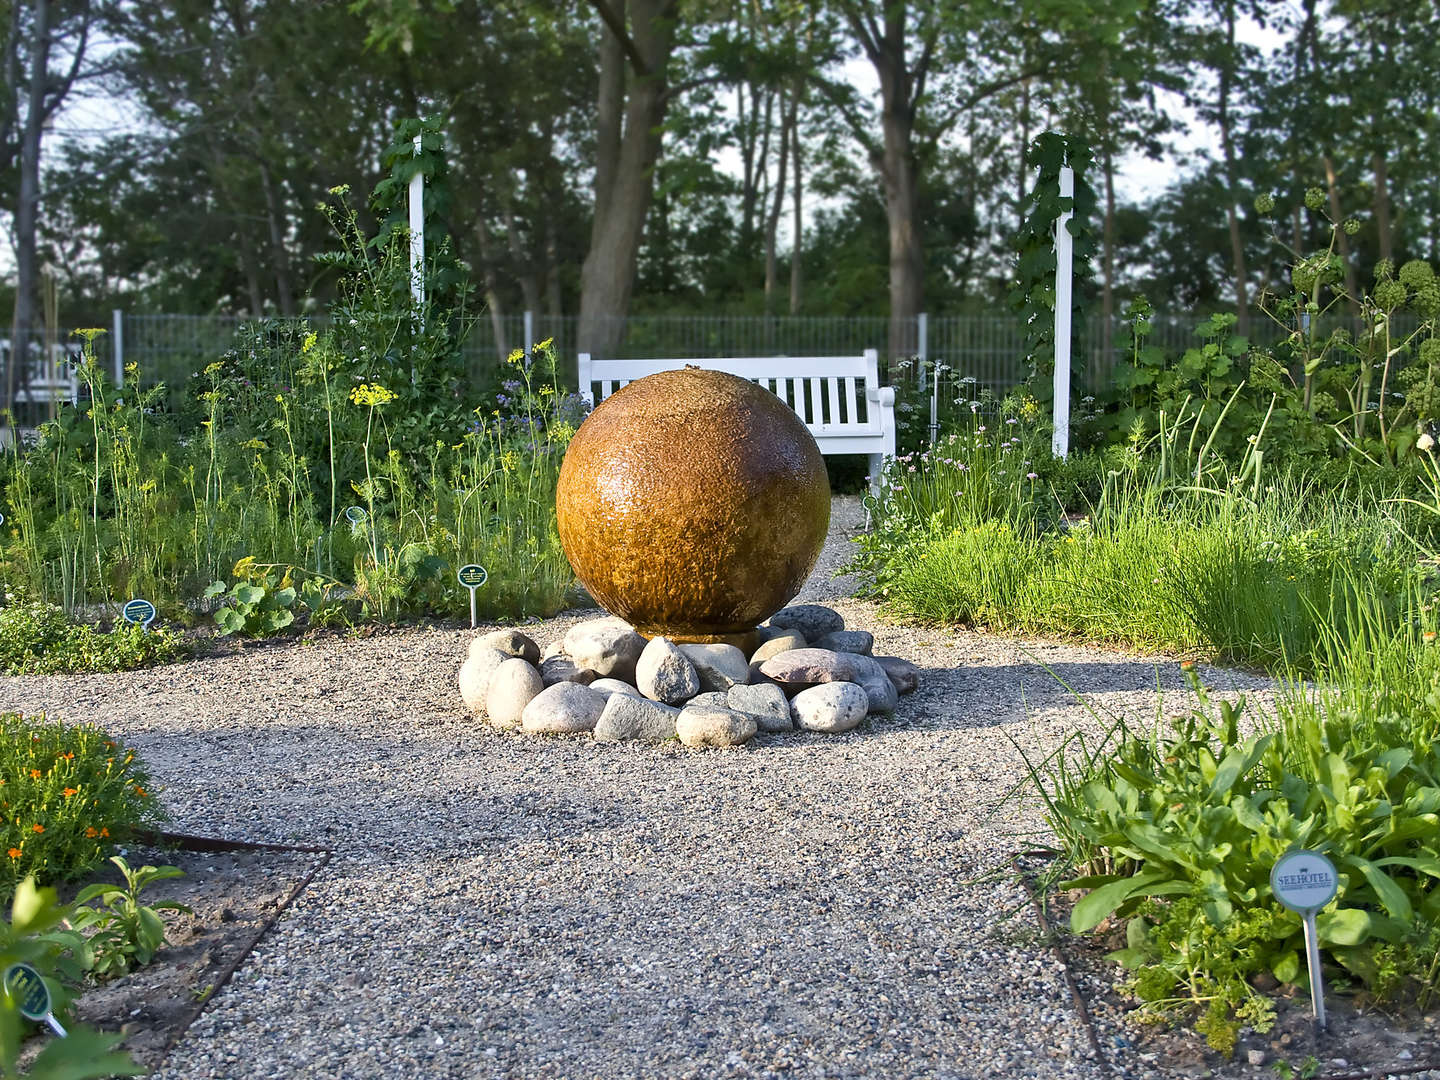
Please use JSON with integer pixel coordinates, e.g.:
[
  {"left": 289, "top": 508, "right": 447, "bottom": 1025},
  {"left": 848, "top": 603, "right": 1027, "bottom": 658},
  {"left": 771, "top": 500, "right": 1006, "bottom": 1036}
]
[{"left": 1, "top": 496, "right": 1275, "bottom": 1080}]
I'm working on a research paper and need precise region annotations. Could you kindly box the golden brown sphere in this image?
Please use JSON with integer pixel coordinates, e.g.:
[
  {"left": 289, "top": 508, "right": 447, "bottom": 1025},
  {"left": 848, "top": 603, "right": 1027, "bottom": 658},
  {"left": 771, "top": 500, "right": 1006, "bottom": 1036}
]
[{"left": 556, "top": 368, "right": 830, "bottom": 644}]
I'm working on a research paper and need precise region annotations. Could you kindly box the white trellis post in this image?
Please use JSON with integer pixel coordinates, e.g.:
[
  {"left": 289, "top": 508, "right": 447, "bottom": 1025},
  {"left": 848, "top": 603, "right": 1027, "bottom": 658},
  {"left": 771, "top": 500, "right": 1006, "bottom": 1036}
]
[
  {"left": 1053, "top": 165, "right": 1074, "bottom": 459},
  {"left": 408, "top": 134, "right": 424, "bottom": 312}
]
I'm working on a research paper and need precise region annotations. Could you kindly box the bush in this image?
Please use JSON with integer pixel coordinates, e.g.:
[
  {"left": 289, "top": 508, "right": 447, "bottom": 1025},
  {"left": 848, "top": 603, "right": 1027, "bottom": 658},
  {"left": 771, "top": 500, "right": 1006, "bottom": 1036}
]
[
  {"left": 0, "top": 714, "right": 164, "bottom": 901},
  {"left": 0, "top": 603, "right": 188, "bottom": 675}
]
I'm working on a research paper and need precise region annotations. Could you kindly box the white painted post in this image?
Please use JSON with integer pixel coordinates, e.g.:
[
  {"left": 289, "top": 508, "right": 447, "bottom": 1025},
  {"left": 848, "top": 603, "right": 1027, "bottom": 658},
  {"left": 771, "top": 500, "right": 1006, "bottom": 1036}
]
[
  {"left": 920, "top": 312, "right": 938, "bottom": 445},
  {"left": 408, "top": 134, "right": 424, "bottom": 312},
  {"left": 111, "top": 309, "right": 124, "bottom": 388},
  {"left": 1053, "top": 165, "right": 1074, "bottom": 459},
  {"left": 523, "top": 310, "right": 535, "bottom": 365}
]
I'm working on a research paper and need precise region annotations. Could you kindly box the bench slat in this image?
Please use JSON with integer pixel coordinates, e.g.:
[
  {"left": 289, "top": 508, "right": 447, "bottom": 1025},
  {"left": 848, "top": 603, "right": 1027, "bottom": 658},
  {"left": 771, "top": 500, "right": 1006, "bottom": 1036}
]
[{"left": 843, "top": 376, "right": 858, "bottom": 424}]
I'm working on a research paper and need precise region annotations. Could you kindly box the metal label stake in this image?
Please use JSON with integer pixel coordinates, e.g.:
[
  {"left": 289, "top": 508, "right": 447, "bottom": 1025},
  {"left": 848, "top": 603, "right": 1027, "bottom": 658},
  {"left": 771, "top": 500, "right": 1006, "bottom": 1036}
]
[
  {"left": 457, "top": 564, "right": 487, "bottom": 628},
  {"left": 122, "top": 597, "right": 156, "bottom": 632},
  {"left": 1271, "top": 850, "right": 1339, "bottom": 1034},
  {"left": 5, "top": 962, "right": 68, "bottom": 1037}
]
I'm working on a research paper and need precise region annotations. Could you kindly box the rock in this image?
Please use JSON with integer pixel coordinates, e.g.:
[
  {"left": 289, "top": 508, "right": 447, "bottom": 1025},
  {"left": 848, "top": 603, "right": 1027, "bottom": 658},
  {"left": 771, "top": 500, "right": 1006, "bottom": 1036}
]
[
  {"left": 752, "top": 624, "right": 783, "bottom": 645},
  {"left": 563, "top": 618, "right": 646, "bottom": 681},
  {"left": 589, "top": 678, "right": 642, "bottom": 699},
  {"left": 635, "top": 637, "right": 701, "bottom": 705},
  {"left": 750, "top": 630, "right": 807, "bottom": 665},
  {"left": 458, "top": 646, "right": 509, "bottom": 716},
  {"left": 813, "top": 630, "right": 873, "bottom": 656},
  {"left": 759, "top": 649, "right": 897, "bottom": 713},
  {"left": 676, "top": 706, "right": 756, "bottom": 748},
  {"left": 726, "top": 682, "right": 793, "bottom": 733},
  {"left": 748, "top": 662, "right": 781, "bottom": 688},
  {"left": 593, "top": 695, "right": 680, "bottom": 742},
  {"left": 874, "top": 656, "right": 920, "bottom": 695},
  {"left": 678, "top": 643, "right": 750, "bottom": 691},
  {"left": 686, "top": 691, "right": 731, "bottom": 709},
  {"left": 478, "top": 629, "right": 541, "bottom": 665},
  {"left": 1245, "top": 1050, "right": 1266, "bottom": 1067},
  {"left": 540, "top": 655, "right": 598, "bottom": 687},
  {"left": 520, "top": 682, "right": 607, "bottom": 735},
  {"left": 485, "top": 658, "right": 544, "bottom": 730},
  {"left": 541, "top": 639, "right": 566, "bottom": 662},
  {"left": 790, "top": 682, "right": 868, "bottom": 733},
  {"left": 768, "top": 604, "right": 844, "bottom": 641}
]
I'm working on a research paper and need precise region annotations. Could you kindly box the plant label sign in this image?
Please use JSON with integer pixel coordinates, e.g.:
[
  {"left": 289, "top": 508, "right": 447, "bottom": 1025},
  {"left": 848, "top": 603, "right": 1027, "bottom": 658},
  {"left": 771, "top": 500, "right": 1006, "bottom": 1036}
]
[
  {"left": 344, "top": 505, "right": 367, "bottom": 525},
  {"left": 4, "top": 962, "right": 68, "bottom": 1037},
  {"left": 1271, "top": 850, "right": 1338, "bottom": 1033},
  {"left": 122, "top": 598, "right": 157, "bottom": 631},
  {"left": 861, "top": 493, "right": 878, "bottom": 531},
  {"left": 457, "top": 563, "right": 487, "bottom": 628}
]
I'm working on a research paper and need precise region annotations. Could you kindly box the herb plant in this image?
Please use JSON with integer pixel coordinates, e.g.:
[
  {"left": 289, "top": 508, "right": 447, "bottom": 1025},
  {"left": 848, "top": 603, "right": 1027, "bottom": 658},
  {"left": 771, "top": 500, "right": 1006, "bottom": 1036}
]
[{"left": 69, "top": 857, "right": 190, "bottom": 979}]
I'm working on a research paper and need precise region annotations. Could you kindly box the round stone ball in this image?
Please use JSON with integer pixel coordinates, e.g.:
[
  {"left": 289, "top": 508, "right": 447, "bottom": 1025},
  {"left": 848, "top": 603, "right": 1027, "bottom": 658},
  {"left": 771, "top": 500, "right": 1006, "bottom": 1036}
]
[{"left": 556, "top": 367, "right": 830, "bottom": 644}]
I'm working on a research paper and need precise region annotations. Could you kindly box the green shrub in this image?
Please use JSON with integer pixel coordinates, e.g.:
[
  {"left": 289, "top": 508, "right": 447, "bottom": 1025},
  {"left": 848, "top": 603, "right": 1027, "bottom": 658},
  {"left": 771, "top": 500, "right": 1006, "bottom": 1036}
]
[
  {"left": 0, "top": 714, "right": 164, "bottom": 902},
  {"left": 0, "top": 603, "right": 188, "bottom": 675}
]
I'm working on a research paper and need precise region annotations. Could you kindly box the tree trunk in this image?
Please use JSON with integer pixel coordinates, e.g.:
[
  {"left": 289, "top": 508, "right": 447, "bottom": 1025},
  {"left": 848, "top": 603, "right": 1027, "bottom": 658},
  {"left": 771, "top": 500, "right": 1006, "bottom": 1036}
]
[
  {"left": 545, "top": 220, "right": 563, "bottom": 320},
  {"left": 259, "top": 162, "right": 295, "bottom": 315},
  {"left": 1217, "top": 0, "right": 1249, "bottom": 335},
  {"left": 763, "top": 90, "right": 794, "bottom": 313},
  {"left": 475, "top": 219, "right": 510, "bottom": 364},
  {"left": 576, "top": 0, "right": 675, "bottom": 357},
  {"left": 1373, "top": 149, "right": 1392, "bottom": 265},
  {"left": 10, "top": 0, "right": 49, "bottom": 409},
  {"left": 1101, "top": 140, "right": 1116, "bottom": 365},
  {"left": 879, "top": 96, "right": 923, "bottom": 359},
  {"left": 503, "top": 203, "right": 543, "bottom": 316},
  {"left": 789, "top": 92, "right": 804, "bottom": 315}
]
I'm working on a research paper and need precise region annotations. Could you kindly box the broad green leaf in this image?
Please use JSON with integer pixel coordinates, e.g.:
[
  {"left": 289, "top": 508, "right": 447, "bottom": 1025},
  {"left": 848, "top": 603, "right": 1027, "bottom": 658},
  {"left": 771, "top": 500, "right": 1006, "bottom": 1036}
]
[
  {"left": 233, "top": 583, "right": 265, "bottom": 606},
  {"left": 1271, "top": 949, "right": 1300, "bottom": 984},
  {"left": 1316, "top": 907, "right": 1373, "bottom": 947},
  {"left": 1071, "top": 870, "right": 1170, "bottom": 933},
  {"left": 1344, "top": 856, "right": 1413, "bottom": 921}
]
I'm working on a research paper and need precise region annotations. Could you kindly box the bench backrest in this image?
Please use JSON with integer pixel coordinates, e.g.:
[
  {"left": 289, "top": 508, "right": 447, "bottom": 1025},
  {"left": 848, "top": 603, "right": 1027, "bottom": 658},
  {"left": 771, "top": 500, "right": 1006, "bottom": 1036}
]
[{"left": 578, "top": 350, "right": 885, "bottom": 432}]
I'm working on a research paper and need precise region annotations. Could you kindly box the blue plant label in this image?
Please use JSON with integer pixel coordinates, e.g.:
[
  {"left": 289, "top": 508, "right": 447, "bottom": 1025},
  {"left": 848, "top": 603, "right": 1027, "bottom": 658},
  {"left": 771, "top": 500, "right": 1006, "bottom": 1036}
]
[
  {"left": 0, "top": 510, "right": 5, "bottom": 526},
  {"left": 457, "top": 564, "right": 487, "bottom": 589},
  {"left": 4, "top": 963, "right": 51, "bottom": 1021},
  {"left": 1271, "top": 850, "right": 1339, "bottom": 914},
  {"left": 122, "top": 598, "right": 156, "bottom": 628},
  {"left": 344, "top": 506, "right": 367, "bottom": 525}
]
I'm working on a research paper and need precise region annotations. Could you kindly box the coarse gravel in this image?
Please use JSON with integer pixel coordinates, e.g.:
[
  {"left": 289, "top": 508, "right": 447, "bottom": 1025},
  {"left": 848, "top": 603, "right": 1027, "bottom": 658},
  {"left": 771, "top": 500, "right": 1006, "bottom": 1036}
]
[{"left": 0, "top": 495, "right": 1281, "bottom": 1080}]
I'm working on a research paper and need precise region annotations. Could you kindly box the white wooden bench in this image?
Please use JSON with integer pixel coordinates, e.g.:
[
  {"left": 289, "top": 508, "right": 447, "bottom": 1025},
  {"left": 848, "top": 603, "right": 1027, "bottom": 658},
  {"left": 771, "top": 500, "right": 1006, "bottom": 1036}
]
[{"left": 577, "top": 350, "right": 896, "bottom": 493}]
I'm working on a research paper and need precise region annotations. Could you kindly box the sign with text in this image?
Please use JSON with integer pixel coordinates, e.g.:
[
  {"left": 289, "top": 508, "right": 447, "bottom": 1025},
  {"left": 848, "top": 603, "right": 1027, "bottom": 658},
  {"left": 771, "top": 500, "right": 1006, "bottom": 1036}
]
[
  {"left": 1271, "top": 850, "right": 1338, "bottom": 1033},
  {"left": 4, "top": 963, "right": 67, "bottom": 1036},
  {"left": 457, "top": 563, "right": 487, "bottom": 628},
  {"left": 344, "top": 505, "right": 367, "bottom": 525},
  {"left": 122, "top": 598, "right": 156, "bottom": 630}
]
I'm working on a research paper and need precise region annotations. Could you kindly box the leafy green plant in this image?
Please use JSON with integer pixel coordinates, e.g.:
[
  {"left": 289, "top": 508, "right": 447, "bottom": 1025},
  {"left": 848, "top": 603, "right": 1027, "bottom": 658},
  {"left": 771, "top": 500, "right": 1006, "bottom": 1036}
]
[
  {"left": 0, "top": 714, "right": 164, "bottom": 901},
  {"left": 69, "top": 857, "right": 190, "bottom": 979},
  {"left": 0, "top": 878, "right": 141, "bottom": 1079},
  {"left": 204, "top": 556, "right": 300, "bottom": 636},
  {"left": 0, "top": 603, "right": 188, "bottom": 675}
]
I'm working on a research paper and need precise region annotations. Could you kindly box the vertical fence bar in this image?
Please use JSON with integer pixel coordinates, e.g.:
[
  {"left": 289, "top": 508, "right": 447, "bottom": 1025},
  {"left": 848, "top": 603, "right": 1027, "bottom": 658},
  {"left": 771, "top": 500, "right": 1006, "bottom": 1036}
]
[{"left": 112, "top": 309, "right": 124, "bottom": 388}]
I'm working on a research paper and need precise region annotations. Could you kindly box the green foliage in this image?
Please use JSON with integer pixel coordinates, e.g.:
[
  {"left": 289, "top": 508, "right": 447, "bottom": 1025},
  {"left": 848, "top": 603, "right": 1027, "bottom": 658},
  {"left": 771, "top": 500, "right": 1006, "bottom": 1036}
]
[
  {"left": 0, "top": 603, "right": 187, "bottom": 675},
  {"left": 204, "top": 557, "right": 302, "bottom": 637},
  {"left": 0, "top": 879, "right": 142, "bottom": 1080},
  {"left": 0, "top": 714, "right": 163, "bottom": 902},
  {"left": 69, "top": 857, "right": 190, "bottom": 980}
]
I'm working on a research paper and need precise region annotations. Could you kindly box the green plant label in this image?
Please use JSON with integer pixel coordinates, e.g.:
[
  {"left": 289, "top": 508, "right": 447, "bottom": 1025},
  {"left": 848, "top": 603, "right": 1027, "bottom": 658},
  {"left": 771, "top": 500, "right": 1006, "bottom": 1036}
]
[
  {"left": 4, "top": 962, "right": 51, "bottom": 1021},
  {"left": 861, "top": 494, "right": 878, "bottom": 513},
  {"left": 345, "top": 506, "right": 367, "bottom": 525},
  {"left": 457, "top": 564, "right": 487, "bottom": 588},
  {"left": 122, "top": 598, "right": 157, "bottom": 628},
  {"left": 1271, "top": 851, "right": 1339, "bottom": 914}
]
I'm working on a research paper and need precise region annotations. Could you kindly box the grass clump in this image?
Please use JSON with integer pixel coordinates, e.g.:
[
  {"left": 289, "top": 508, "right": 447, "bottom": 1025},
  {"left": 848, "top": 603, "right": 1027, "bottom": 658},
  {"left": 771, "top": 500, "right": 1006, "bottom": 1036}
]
[
  {"left": 0, "top": 713, "right": 164, "bottom": 901},
  {"left": 0, "top": 602, "right": 188, "bottom": 675}
]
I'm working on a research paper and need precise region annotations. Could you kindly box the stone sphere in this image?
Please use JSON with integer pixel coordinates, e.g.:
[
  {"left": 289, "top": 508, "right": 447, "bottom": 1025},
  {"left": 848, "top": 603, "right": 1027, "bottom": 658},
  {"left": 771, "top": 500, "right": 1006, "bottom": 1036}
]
[{"left": 556, "top": 367, "right": 830, "bottom": 644}]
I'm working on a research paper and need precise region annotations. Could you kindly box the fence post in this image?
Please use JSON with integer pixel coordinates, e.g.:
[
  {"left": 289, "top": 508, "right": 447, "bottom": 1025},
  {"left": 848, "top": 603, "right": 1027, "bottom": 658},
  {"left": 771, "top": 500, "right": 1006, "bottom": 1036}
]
[
  {"left": 112, "top": 309, "right": 124, "bottom": 388},
  {"left": 921, "top": 312, "right": 939, "bottom": 445},
  {"left": 523, "top": 310, "right": 534, "bottom": 361},
  {"left": 1053, "top": 166, "right": 1074, "bottom": 459},
  {"left": 409, "top": 134, "right": 424, "bottom": 314}
]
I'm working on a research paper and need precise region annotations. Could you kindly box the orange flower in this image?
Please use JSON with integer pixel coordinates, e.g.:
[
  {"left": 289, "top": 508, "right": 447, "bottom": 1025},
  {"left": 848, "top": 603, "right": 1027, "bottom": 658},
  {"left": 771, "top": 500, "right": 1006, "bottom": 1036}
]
[
  {"left": 1180, "top": 660, "right": 1196, "bottom": 671},
  {"left": 59, "top": 752, "right": 73, "bottom": 761},
  {"left": 99, "top": 827, "right": 110, "bottom": 838},
  {"left": 31, "top": 824, "right": 44, "bottom": 834},
  {"left": 28, "top": 769, "right": 41, "bottom": 779},
  {"left": 62, "top": 788, "right": 78, "bottom": 798},
  {"left": 134, "top": 785, "right": 148, "bottom": 798},
  {"left": 85, "top": 827, "right": 98, "bottom": 839},
  {"left": 1425, "top": 631, "right": 1437, "bottom": 643},
  {"left": 6, "top": 848, "right": 20, "bottom": 859}
]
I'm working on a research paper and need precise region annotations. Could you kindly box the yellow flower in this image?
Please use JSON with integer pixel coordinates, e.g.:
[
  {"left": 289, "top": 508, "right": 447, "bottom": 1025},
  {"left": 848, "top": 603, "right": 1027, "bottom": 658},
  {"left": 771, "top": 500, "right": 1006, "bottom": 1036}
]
[
  {"left": 536, "top": 337, "right": 554, "bottom": 350},
  {"left": 506, "top": 348, "right": 524, "bottom": 365},
  {"left": 302, "top": 331, "right": 318, "bottom": 354},
  {"left": 71, "top": 327, "right": 106, "bottom": 342},
  {"left": 349, "top": 383, "right": 396, "bottom": 407},
  {"left": 124, "top": 362, "right": 138, "bottom": 376}
]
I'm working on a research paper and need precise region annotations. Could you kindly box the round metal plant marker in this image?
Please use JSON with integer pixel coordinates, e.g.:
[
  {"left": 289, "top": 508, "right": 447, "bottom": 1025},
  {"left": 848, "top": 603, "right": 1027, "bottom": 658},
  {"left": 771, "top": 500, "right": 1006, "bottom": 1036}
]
[{"left": 1270, "top": 850, "right": 1339, "bottom": 1034}]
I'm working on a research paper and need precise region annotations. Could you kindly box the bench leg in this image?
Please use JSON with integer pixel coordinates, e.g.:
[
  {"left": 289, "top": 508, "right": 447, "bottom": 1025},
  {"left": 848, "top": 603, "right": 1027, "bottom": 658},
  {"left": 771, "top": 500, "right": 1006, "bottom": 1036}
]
[{"left": 867, "top": 453, "right": 886, "bottom": 496}]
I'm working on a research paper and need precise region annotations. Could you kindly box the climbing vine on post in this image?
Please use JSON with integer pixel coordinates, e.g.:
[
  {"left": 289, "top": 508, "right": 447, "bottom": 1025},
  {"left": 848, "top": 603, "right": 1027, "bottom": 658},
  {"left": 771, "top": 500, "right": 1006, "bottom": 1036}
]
[
  {"left": 369, "top": 116, "right": 467, "bottom": 307},
  {"left": 1010, "top": 132, "right": 1098, "bottom": 398}
]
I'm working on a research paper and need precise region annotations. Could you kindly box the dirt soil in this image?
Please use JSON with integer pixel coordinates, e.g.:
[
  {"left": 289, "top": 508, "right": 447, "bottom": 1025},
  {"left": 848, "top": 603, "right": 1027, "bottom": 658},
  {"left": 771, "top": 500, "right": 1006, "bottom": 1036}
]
[{"left": 35, "top": 840, "right": 326, "bottom": 1072}]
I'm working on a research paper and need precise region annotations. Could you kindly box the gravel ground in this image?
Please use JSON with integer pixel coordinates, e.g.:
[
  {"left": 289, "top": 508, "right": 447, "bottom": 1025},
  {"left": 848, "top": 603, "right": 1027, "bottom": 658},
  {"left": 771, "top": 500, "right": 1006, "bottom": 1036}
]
[{"left": 1, "top": 495, "right": 1281, "bottom": 1080}]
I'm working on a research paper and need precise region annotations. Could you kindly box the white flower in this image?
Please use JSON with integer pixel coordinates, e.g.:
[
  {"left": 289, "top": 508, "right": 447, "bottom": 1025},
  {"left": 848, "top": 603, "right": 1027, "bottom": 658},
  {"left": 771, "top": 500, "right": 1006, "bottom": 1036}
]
[{"left": 1419, "top": 432, "right": 1435, "bottom": 452}]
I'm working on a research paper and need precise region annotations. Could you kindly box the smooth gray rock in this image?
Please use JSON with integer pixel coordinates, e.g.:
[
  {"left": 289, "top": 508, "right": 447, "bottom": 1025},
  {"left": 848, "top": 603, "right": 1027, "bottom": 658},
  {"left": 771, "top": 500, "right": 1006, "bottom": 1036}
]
[
  {"left": 541, "top": 639, "right": 567, "bottom": 662},
  {"left": 564, "top": 618, "right": 646, "bottom": 682},
  {"left": 874, "top": 656, "right": 920, "bottom": 695},
  {"left": 750, "top": 630, "right": 807, "bottom": 665},
  {"left": 485, "top": 658, "right": 544, "bottom": 730},
  {"left": 676, "top": 706, "right": 756, "bottom": 748},
  {"left": 593, "top": 695, "right": 680, "bottom": 742},
  {"left": 458, "top": 646, "right": 510, "bottom": 716},
  {"left": 635, "top": 637, "right": 701, "bottom": 705},
  {"left": 726, "top": 682, "right": 793, "bottom": 733},
  {"left": 759, "top": 649, "right": 898, "bottom": 713},
  {"left": 813, "top": 630, "right": 874, "bottom": 656},
  {"left": 790, "top": 682, "right": 868, "bottom": 733},
  {"left": 521, "top": 682, "right": 607, "bottom": 734},
  {"left": 540, "top": 655, "right": 598, "bottom": 688},
  {"left": 479, "top": 629, "right": 541, "bottom": 666},
  {"left": 768, "top": 604, "right": 844, "bottom": 641},
  {"left": 678, "top": 643, "right": 750, "bottom": 691},
  {"left": 686, "top": 691, "right": 731, "bottom": 709},
  {"left": 589, "top": 678, "right": 642, "bottom": 699}
]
